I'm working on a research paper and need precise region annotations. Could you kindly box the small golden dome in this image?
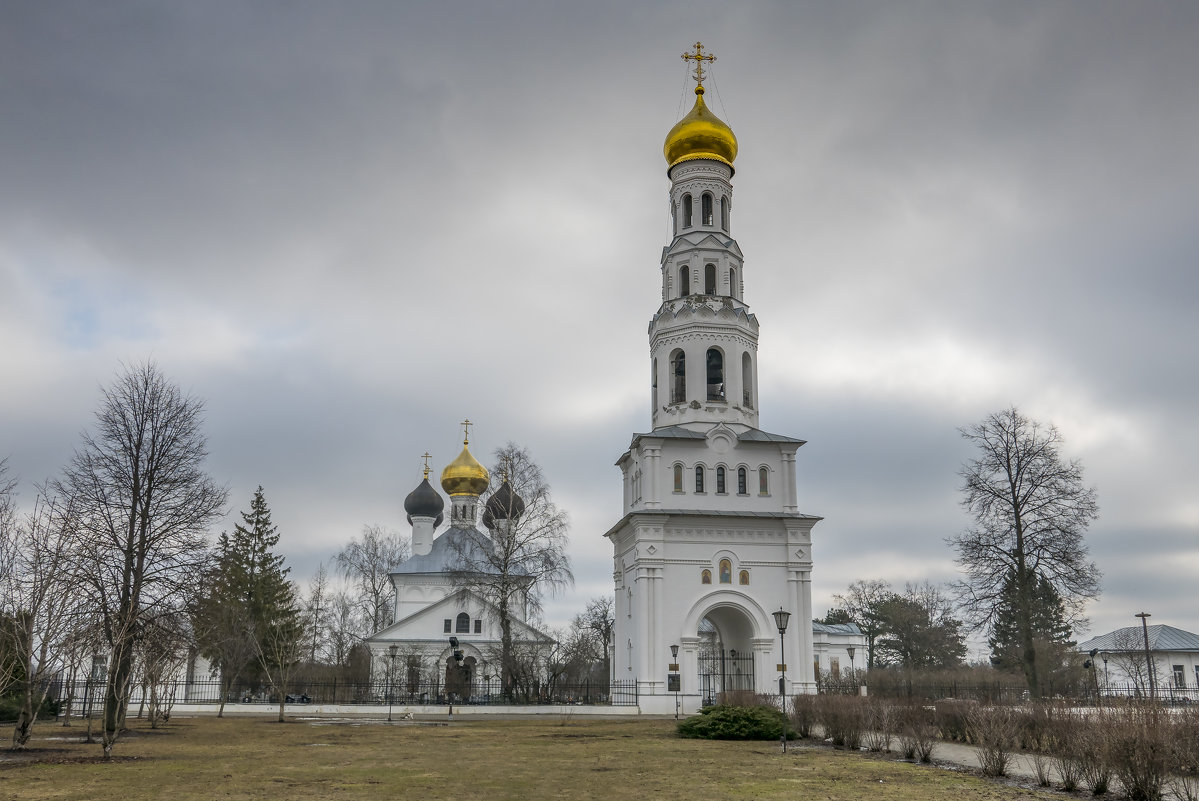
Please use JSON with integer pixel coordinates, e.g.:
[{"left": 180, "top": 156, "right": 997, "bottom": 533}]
[
  {"left": 663, "top": 86, "right": 738, "bottom": 172},
  {"left": 440, "top": 443, "right": 490, "bottom": 497}
]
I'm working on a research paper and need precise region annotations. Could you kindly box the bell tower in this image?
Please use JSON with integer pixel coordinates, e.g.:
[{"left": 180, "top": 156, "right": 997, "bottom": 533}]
[{"left": 607, "top": 44, "right": 820, "bottom": 712}]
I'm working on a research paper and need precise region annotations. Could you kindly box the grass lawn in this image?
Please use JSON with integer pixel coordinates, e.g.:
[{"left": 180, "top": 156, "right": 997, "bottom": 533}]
[{"left": 0, "top": 715, "right": 1059, "bottom": 801}]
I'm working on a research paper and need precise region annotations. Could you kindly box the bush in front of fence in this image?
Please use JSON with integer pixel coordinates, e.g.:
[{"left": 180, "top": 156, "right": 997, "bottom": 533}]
[{"left": 677, "top": 703, "right": 791, "bottom": 741}]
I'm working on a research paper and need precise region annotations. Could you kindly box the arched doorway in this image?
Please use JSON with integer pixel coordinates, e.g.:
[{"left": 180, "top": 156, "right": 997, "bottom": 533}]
[
  {"left": 697, "top": 605, "right": 756, "bottom": 704},
  {"left": 444, "top": 655, "right": 477, "bottom": 700}
]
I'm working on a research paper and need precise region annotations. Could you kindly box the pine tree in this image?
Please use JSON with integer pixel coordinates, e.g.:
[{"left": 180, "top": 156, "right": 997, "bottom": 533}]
[
  {"left": 193, "top": 487, "right": 303, "bottom": 721},
  {"left": 989, "top": 567, "right": 1077, "bottom": 693}
]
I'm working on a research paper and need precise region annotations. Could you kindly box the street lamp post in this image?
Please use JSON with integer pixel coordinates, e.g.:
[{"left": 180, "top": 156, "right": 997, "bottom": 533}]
[
  {"left": 448, "top": 636, "right": 464, "bottom": 721},
  {"left": 670, "top": 644, "right": 680, "bottom": 719},
  {"left": 387, "top": 645, "right": 398, "bottom": 722},
  {"left": 1135, "top": 612, "right": 1156, "bottom": 699},
  {"left": 846, "top": 646, "right": 856, "bottom": 689},
  {"left": 772, "top": 608, "right": 791, "bottom": 754}
]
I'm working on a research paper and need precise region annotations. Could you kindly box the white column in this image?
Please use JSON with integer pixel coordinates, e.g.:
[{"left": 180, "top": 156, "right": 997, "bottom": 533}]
[
  {"left": 644, "top": 446, "right": 660, "bottom": 508},
  {"left": 781, "top": 450, "right": 798, "bottom": 512}
]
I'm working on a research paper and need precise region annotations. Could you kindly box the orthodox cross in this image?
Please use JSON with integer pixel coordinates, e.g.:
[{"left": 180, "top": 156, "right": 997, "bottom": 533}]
[
  {"left": 682, "top": 41, "right": 716, "bottom": 88},
  {"left": 461, "top": 418, "right": 473, "bottom": 444},
  {"left": 421, "top": 451, "right": 432, "bottom": 479}
]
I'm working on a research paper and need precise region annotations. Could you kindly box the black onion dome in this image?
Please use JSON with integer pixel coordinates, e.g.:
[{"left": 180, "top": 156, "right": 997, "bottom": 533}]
[
  {"left": 484, "top": 480, "right": 525, "bottom": 522},
  {"left": 404, "top": 477, "right": 445, "bottom": 520},
  {"left": 482, "top": 507, "right": 496, "bottom": 530}
]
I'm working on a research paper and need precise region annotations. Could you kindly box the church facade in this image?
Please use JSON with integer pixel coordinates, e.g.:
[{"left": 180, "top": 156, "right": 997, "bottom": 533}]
[
  {"left": 606, "top": 45, "right": 825, "bottom": 712},
  {"left": 366, "top": 430, "right": 554, "bottom": 700}
]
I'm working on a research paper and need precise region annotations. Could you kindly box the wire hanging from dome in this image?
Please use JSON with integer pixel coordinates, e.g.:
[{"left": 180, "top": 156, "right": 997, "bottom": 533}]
[
  {"left": 708, "top": 65, "right": 733, "bottom": 130},
  {"left": 676, "top": 56, "right": 692, "bottom": 122}
]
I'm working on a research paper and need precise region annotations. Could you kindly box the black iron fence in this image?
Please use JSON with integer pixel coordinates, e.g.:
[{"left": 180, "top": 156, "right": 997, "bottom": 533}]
[{"left": 47, "top": 678, "right": 639, "bottom": 711}]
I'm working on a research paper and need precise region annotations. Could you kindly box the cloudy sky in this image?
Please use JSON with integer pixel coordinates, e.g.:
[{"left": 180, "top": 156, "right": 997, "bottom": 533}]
[{"left": 3, "top": 2, "right": 1196, "bottom": 653}]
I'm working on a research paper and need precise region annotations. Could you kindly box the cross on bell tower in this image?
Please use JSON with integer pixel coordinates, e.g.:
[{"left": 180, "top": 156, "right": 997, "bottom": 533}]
[{"left": 681, "top": 41, "right": 716, "bottom": 88}]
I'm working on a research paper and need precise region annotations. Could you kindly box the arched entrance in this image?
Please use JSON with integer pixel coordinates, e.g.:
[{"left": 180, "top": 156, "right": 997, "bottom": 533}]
[
  {"left": 697, "top": 605, "right": 756, "bottom": 704},
  {"left": 444, "top": 655, "right": 477, "bottom": 700}
]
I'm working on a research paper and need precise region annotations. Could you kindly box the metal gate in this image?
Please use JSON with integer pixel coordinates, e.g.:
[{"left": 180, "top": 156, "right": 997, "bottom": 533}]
[{"left": 698, "top": 649, "right": 754, "bottom": 705}]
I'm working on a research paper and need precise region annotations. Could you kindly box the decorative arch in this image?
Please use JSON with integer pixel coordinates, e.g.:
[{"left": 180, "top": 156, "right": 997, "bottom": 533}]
[
  {"left": 678, "top": 264, "right": 690, "bottom": 297},
  {"left": 739, "top": 570, "right": 750, "bottom": 585},
  {"left": 728, "top": 267, "right": 736, "bottom": 298},
  {"left": 715, "top": 465, "right": 727, "bottom": 494},
  {"left": 701, "top": 569, "right": 712, "bottom": 584},
  {"left": 694, "top": 464, "right": 705, "bottom": 493},
  {"left": 758, "top": 466, "right": 770, "bottom": 495},
  {"left": 455, "top": 612, "right": 470, "bottom": 633},
  {"left": 672, "top": 463, "right": 684, "bottom": 493},
  {"left": 701, "top": 192, "right": 714, "bottom": 226},
  {"left": 718, "top": 558, "right": 732, "bottom": 584},
  {"left": 681, "top": 591, "right": 774, "bottom": 643},
  {"left": 720, "top": 195, "right": 729, "bottom": 230},
  {"left": 704, "top": 263, "right": 716, "bottom": 295},
  {"left": 651, "top": 357, "right": 658, "bottom": 410},
  {"left": 737, "top": 466, "right": 748, "bottom": 495},
  {"left": 682, "top": 194, "right": 693, "bottom": 228}
]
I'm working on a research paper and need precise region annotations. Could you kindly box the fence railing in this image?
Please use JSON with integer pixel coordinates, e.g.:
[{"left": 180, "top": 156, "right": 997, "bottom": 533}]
[
  {"left": 47, "top": 678, "right": 640, "bottom": 711},
  {"left": 817, "top": 678, "right": 1199, "bottom": 705}
]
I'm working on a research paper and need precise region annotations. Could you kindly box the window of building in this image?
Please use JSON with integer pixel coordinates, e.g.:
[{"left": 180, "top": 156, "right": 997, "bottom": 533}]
[
  {"left": 474, "top": 619, "right": 482, "bottom": 634},
  {"left": 702, "top": 193, "right": 713, "bottom": 226},
  {"left": 673, "top": 464, "right": 684, "bottom": 493},
  {"left": 706, "top": 348, "right": 725, "bottom": 400},
  {"left": 682, "top": 194, "right": 693, "bottom": 227},
  {"left": 716, "top": 466, "right": 726, "bottom": 494},
  {"left": 406, "top": 656, "right": 422, "bottom": 693},
  {"left": 651, "top": 358, "right": 658, "bottom": 410},
  {"left": 737, "top": 467, "right": 747, "bottom": 495},
  {"left": 705, "top": 263, "right": 716, "bottom": 295},
  {"left": 678, "top": 265, "right": 690, "bottom": 297},
  {"left": 670, "top": 350, "right": 686, "bottom": 403},
  {"left": 738, "top": 570, "right": 749, "bottom": 585},
  {"left": 1174, "top": 664, "right": 1186, "bottom": 688},
  {"left": 830, "top": 657, "right": 841, "bottom": 679},
  {"left": 728, "top": 267, "right": 736, "bottom": 299},
  {"left": 701, "top": 569, "right": 712, "bottom": 584},
  {"left": 742, "top": 352, "right": 753, "bottom": 408},
  {"left": 443, "top": 618, "right": 452, "bottom": 633},
  {"left": 455, "top": 612, "right": 470, "bottom": 634},
  {"left": 695, "top": 465, "right": 705, "bottom": 493},
  {"left": 759, "top": 467, "right": 769, "bottom": 495},
  {"left": 719, "top": 559, "right": 732, "bottom": 584},
  {"left": 813, "top": 659, "right": 820, "bottom": 680},
  {"left": 720, "top": 196, "right": 729, "bottom": 230}
]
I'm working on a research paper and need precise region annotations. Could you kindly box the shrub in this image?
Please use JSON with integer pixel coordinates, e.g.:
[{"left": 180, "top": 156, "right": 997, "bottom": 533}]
[
  {"left": 1048, "top": 715, "right": 1084, "bottom": 792},
  {"left": 1104, "top": 703, "right": 1170, "bottom": 801},
  {"left": 816, "top": 693, "right": 868, "bottom": 749},
  {"left": 935, "top": 699, "right": 977, "bottom": 742},
  {"left": 790, "top": 694, "right": 817, "bottom": 739},
  {"left": 1168, "top": 705, "right": 1199, "bottom": 801},
  {"left": 863, "top": 699, "right": 894, "bottom": 753},
  {"left": 1073, "top": 720, "right": 1111, "bottom": 795},
  {"left": 677, "top": 704, "right": 789, "bottom": 741},
  {"left": 895, "top": 702, "right": 937, "bottom": 762},
  {"left": 969, "top": 705, "right": 1020, "bottom": 776}
]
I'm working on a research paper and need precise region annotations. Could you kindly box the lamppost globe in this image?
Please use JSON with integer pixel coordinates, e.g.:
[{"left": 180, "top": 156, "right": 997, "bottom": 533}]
[{"left": 772, "top": 609, "right": 791, "bottom": 635}]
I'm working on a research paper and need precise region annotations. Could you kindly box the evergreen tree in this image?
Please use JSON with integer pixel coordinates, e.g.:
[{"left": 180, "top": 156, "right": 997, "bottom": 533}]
[
  {"left": 989, "top": 567, "right": 1077, "bottom": 693},
  {"left": 193, "top": 487, "right": 302, "bottom": 721}
]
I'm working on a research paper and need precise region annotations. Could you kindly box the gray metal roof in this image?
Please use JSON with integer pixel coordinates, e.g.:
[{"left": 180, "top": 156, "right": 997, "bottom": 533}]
[
  {"left": 812, "top": 621, "right": 863, "bottom": 636},
  {"left": 1077, "top": 624, "right": 1199, "bottom": 653},
  {"left": 391, "top": 525, "right": 527, "bottom": 576}
]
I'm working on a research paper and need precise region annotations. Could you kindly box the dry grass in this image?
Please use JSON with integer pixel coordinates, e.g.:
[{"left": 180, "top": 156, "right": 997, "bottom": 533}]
[{"left": 0, "top": 715, "right": 1064, "bottom": 801}]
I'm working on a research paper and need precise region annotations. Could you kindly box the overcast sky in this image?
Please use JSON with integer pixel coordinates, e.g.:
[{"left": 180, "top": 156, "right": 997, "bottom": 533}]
[{"left": 3, "top": 1, "right": 1196, "bottom": 654}]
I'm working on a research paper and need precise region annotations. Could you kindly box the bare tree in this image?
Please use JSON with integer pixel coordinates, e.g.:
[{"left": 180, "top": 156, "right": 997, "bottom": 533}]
[
  {"left": 950, "top": 407, "right": 1101, "bottom": 699},
  {"left": 55, "top": 362, "right": 227, "bottom": 756},
  {"left": 830, "top": 579, "right": 892, "bottom": 669},
  {"left": 335, "top": 524, "right": 409, "bottom": 635},
  {"left": 1107, "top": 628, "right": 1155, "bottom": 696},
  {"left": 573, "top": 596, "right": 614, "bottom": 684},
  {"left": 448, "top": 443, "right": 573, "bottom": 695},
  {"left": 0, "top": 459, "right": 22, "bottom": 701},
  {"left": 136, "top": 608, "right": 192, "bottom": 729}
]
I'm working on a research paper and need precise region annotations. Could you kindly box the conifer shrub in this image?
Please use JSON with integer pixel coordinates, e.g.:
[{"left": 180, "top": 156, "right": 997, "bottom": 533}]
[{"left": 677, "top": 704, "right": 790, "bottom": 741}]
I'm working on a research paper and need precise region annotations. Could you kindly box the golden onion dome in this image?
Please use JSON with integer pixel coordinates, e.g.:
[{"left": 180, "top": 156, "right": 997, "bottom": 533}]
[
  {"left": 440, "top": 442, "right": 490, "bottom": 497},
  {"left": 663, "top": 86, "right": 738, "bottom": 172}
]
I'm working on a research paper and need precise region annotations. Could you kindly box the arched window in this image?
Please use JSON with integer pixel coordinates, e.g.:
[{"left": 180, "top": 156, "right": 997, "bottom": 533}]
[
  {"left": 652, "top": 358, "right": 658, "bottom": 410},
  {"left": 701, "top": 193, "right": 714, "bottom": 226},
  {"left": 455, "top": 612, "right": 470, "bottom": 634},
  {"left": 720, "top": 196, "right": 729, "bottom": 230},
  {"left": 759, "top": 467, "right": 769, "bottom": 495},
  {"left": 704, "top": 263, "right": 716, "bottom": 294},
  {"left": 716, "top": 466, "right": 726, "bottom": 494},
  {"left": 694, "top": 465, "right": 705, "bottom": 493},
  {"left": 682, "top": 194, "right": 693, "bottom": 227},
  {"left": 728, "top": 267, "right": 737, "bottom": 298},
  {"left": 673, "top": 464, "right": 684, "bottom": 493},
  {"left": 719, "top": 559, "right": 732, "bottom": 584},
  {"left": 737, "top": 467, "right": 747, "bottom": 495},
  {"left": 742, "top": 352, "right": 753, "bottom": 408},
  {"left": 739, "top": 570, "right": 750, "bottom": 585},
  {"left": 701, "top": 569, "right": 712, "bottom": 584},
  {"left": 670, "top": 350, "right": 686, "bottom": 404},
  {"left": 706, "top": 348, "right": 725, "bottom": 401},
  {"left": 678, "top": 265, "right": 690, "bottom": 297}
]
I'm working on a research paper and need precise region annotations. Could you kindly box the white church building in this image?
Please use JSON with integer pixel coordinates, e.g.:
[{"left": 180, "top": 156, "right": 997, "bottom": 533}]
[{"left": 606, "top": 45, "right": 855, "bottom": 714}]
